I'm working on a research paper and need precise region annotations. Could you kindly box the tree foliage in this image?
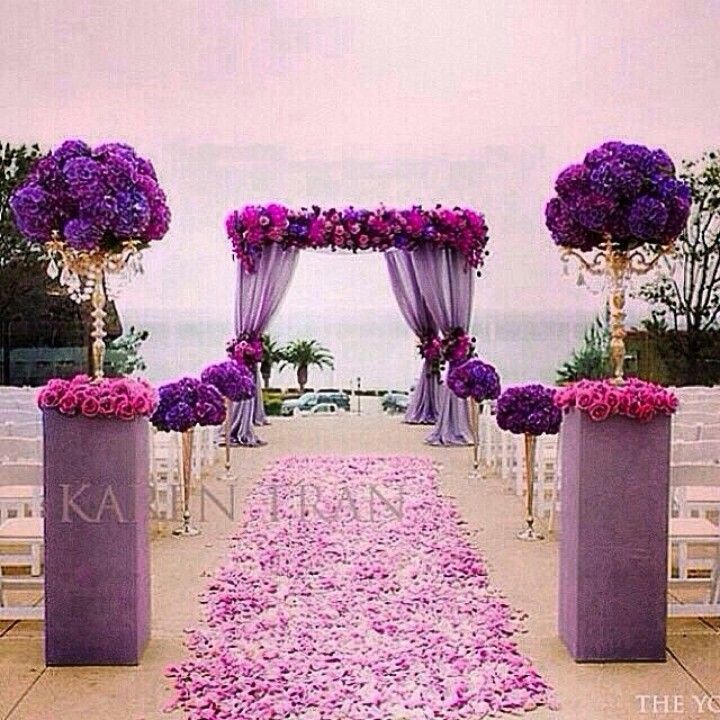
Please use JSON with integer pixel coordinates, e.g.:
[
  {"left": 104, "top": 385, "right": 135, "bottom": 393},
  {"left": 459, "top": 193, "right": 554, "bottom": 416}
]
[
  {"left": 556, "top": 313, "right": 610, "bottom": 384},
  {"left": 638, "top": 150, "right": 720, "bottom": 385}
]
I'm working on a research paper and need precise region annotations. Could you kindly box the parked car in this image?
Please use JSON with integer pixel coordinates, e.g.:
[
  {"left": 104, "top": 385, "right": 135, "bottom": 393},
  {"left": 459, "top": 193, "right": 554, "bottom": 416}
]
[
  {"left": 382, "top": 391, "right": 409, "bottom": 414},
  {"left": 298, "top": 402, "right": 339, "bottom": 417},
  {"left": 281, "top": 391, "right": 350, "bottom": 416}
]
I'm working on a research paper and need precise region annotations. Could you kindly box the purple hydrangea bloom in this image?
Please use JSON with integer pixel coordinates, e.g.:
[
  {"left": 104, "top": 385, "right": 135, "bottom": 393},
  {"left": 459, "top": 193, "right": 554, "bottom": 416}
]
[
  {"left": 496, "top": 384, "right": 562, "bottom": 436},
  {"left": 9, "top": 184, "right": 55, "bottom": 241},
  {"left": 165, "top": 402, "right": 197, "bottom": 433},
  {"left": 554, "top": 164, "right": 588, "bottom": 202},
  {"left": 447, "top": 359, "right": 501, "bottom": 402},
  {"left": 544, "top": 198, "right": 596, "bottom": 251},
  {"left": 10, "top": 138, "right": 171, "bottom": 252},
  {"left": 201, "top": 361, "right": 256, "bottom": 402},
  {"left": 627, "top": 196, "right": 669, "bottom": 241},
  {"left": 63, "top": 218, "right": 103, "bottom": 250}
]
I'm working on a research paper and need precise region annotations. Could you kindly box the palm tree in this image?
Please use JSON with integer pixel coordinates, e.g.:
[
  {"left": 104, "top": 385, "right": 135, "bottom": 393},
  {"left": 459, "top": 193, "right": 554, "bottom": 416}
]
[
  {"left": 260, "top": 334, "right": 284, "bottom": 389},
  {"left": 279, "top": 339, "right": 334, "bottom": 392}
]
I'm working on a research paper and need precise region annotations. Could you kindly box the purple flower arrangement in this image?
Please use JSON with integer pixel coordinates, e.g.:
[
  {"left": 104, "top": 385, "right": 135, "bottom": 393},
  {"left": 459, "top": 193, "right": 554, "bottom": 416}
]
[
  {"left": 496, "top": 384, "right": 562, "bottom": 436},
  {"left": 10, "top": 139, "right": 171, "bottom": 251},
  {"left": 151, "top": 377, "right": 226, "bottom": 433},
  {"left": 441, "top": 327, "right": 475, "bottom": 365},
  {"left": 447, "top": 358, "right": 501, "bottom": 402},
  {"left": 200, "top": 361, "right": 256, "bottom": 402},
  {"left": 37, "top": 374, "right": 157, "bottom": 421},
  {"left": 545, "top": 141, "right": 691, "bottom": 252},
  {"left": 226, "top": 204, "right": 490, "bottom": 273},
  {"left": 226, "top": 333, "right": 263, "bottom": 368}
]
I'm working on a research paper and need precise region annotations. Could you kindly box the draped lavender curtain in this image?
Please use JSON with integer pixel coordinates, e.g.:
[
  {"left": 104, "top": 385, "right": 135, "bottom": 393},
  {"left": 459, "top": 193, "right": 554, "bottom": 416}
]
[
  {"left": 230, "top": 245, "right": 299, "bottom": 446},
  {"left": 412, "top": 246, "right": 475, "bottom": 445},
  {"left": 385, "top": 250, "right": 440, "bottom": 424}
]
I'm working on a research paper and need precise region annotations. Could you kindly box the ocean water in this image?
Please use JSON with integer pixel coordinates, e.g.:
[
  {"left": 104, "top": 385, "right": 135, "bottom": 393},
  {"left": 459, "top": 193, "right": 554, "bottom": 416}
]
[{"left": 123, "top": 308, "right": 593, "bottom": 391}]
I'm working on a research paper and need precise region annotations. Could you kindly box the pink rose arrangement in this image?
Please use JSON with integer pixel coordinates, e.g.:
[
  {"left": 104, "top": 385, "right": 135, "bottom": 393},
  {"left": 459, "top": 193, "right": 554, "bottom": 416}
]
[
  {"left": 226, "top": 333, "right": 263, "bottom": 368},
  {"left": 37, "top": 374, "right": 158, "bottom": 421},
  {"left": 554, "top": 378, "right": 678, "bottom": 423}
]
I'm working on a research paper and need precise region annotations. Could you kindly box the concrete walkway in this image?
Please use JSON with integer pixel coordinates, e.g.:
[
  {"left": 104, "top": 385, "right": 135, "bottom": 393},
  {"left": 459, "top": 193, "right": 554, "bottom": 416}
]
[{"left": 1, "top": 414, "right": 718, "bottom": 720}]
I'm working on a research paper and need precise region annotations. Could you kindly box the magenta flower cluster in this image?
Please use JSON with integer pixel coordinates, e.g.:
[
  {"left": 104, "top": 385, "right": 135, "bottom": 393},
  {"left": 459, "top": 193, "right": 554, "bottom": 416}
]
[
  {"left": 226, "top": 333, "right": 263, "bottom": 368},
  {"left": 10, "top": 139, "right": 171, "bottom": 251},
  {"left": 441, "top": 327, "right": 475, "bottom": 365},
  {"left": 447, "top": 358, "right": 501, "bottom": 402},
  {"left": 151, "top": 377, "right": 226, "bottom": 433},
  {"left": 165, "top": 456, "right": 556, "bottom": 719},
  {"left": 200, "top": 360, "right": 256, "bottom": 402},
  {"left": 37, "top": 374, "right": 157, "bottom": 421},
  {"left": 417, "top": 333, "right": 443, "bottom": 363},
  {"left": 226, "top": 204, "right": 490, "bottom": 273},
  {"left": 545, "top": 141, "right": 691, "bottom": 252},
  {"left": 496, "top": 384, "right": 562, "bottom": 436},
  {"left": 554, "top": 378, "right": 678, "bottom": 423}
]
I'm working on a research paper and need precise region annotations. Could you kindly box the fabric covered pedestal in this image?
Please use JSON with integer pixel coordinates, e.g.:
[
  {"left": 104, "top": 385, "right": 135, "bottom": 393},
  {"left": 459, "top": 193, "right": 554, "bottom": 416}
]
[
  {"left": 43, "top": 411, "right": 151, "bottom": 665},
  {"left": 558, "top": 409, "right": 671, "bottom": 662}
]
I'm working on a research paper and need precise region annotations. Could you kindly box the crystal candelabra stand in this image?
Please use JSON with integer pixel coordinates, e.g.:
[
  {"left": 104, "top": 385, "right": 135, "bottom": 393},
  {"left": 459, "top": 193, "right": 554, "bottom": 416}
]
[
  {"left": 45, "top": 231, "right": 143, "bottom": 379},
  {"left": 561, "top": 235, "right": 674, "bottom": 384}
]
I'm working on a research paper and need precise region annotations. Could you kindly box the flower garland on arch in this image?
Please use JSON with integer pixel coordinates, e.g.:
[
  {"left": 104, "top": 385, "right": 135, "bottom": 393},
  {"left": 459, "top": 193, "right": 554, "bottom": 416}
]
[{"left": 226, "top": 204, "right": 490, "bottom": 273}]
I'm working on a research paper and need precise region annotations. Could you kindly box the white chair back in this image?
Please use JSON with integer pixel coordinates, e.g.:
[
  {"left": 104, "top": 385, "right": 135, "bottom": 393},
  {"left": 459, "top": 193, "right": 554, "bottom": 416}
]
[
  {"left": 0, "top": 462, "right": 42, "bottom": 486},
  {"left": 673, "top": 423, "right": 702, "bottom": 442},
  {"left": 1, "top": 422, "right": 41, "bottom": 438},
  {"left": 671, "top": 463, "right": 720, "bottom": 488},
  {"left": 0, "top": 437, "right": 42, "bottom": 462},
  {"left": 0, "top": 410, "right": 40, "bottom": 424},
  {"left": 672, "top": 440, "right": 720, "bottom": 465},
  {"left": 675, "top": 412, "right": 720, "bottom": 426},
  {"left": 701, "top": 424, "right": 720, "bottom": 441}
]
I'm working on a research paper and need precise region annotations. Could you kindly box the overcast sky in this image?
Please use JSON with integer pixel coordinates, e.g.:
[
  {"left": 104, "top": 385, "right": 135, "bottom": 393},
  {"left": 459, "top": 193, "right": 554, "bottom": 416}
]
[{"left": 2, "top": 0, "right": 719, "bottom": 327}]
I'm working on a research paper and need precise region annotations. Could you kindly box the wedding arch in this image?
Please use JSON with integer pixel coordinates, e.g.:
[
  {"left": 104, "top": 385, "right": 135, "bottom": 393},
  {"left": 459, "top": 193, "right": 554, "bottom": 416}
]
[{"left": 224, "top": 204, "right": 490, "bottom": 447}]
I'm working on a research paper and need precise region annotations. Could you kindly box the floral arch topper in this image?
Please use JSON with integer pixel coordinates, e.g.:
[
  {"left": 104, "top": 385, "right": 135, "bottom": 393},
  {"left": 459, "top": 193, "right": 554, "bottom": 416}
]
[{"left": 225, "top": 204, "right": 490, "bottom": 273}]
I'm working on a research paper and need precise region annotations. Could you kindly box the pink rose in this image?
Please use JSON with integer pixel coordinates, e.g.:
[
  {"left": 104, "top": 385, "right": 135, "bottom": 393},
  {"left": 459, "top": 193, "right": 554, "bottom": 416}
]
[
  {"left": 38, "top": 387, "right": 61, "bottom": 408},
  {"left": 58, "top": 393, "right": 78, "bottom": 415},
  {"left": 588, "top": 402, "right": 611, "bottom": 421},
  {"left": 131, "top": 394, "right": 152, "bottom": 415},
  {"left": 605, "top": 389, "right": 620, "bottom": 408},
  {"left": 81, "top": 397, "right": 100, "bottom": 418},
  {"left": 576, "top": 390, "right": 594, "bottom": 410},
  {"left": 117, "top": 400, "right": 135, "bottom": 421},
  {"left": 99, "top": 396, "right": 117, "bottom": 416},
  {"left": 637, "top": 404, "right": 656, "bottom": 423}
]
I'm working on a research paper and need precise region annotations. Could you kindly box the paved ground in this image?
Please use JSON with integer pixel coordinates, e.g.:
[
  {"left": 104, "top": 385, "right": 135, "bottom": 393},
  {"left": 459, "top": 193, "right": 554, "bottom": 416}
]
[{"left": 1, "top": 412, "right": 719, "bottom": 720}]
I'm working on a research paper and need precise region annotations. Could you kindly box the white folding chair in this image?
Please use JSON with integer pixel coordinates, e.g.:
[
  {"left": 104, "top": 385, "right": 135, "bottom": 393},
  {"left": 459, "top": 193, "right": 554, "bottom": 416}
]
[
  {"left": 0, "top": 436, "right": 42, "bottom": 462},
  {"left": 672, "top": 423, "right": 702, "bottom": 442},
  {"left": 150, "top": 430, "right": 180, "bottom": 519},
  {"left": 2, "top": 421, "right": 41, "bottom": 438},
  {"left": 700, "top": 424, "right": 720, "bottom": 441},
  {"left": 0, "top": 462, "right": 43, "bottom": 487},
  {"left": 675, "top": 412, "right": 720, "bottom": 426},
  {"left": 672, "top": 440, "right": 720, "bottom": 465},
  {"left": 0, "top": 516, "right": 45, "bottom": 620}
]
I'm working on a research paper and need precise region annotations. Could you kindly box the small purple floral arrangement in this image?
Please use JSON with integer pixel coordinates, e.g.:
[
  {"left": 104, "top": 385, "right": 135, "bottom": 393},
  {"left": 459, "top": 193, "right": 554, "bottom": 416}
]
[
  {"left": 545, "top": 140, "right": 691, "bottom": 252},
  {"left": 200, "top": 361, "right": 256, "bottom": 402},
  {"left": 151, "top": 377, "right": 226, "bottom": 433},
  {"left": 496, "top": 384, "right": 562, "bottom": 436},
  {"left": 447, "top": 359, "right": 501, "bottom": 402},
  {"left": 38, "top": 374, "right": 157, "bottom": 421},
  {"left": 441, "top": 327, "right": 475, "bottom": 365},
  {"left": 226, "top": 333, "right": 263, "bottom": 368},
  {"left": 226, "top": 204, "right": 490, "bottom": 273},
  {"left": 10, "top": 139, "right": 171, "bottom": 252}
]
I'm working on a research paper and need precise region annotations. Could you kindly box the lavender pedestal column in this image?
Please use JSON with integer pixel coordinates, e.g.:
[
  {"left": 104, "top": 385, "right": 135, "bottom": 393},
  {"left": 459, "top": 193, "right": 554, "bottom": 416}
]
[
  {"left": 558, "top": 409, "right": 671, "bottom": 662},
  {"left": 43, "top": 411, "right": 151, "bottom": 666}
]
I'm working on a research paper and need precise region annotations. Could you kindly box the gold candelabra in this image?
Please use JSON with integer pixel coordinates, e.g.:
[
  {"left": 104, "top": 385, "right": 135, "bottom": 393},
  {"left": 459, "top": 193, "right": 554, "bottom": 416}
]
[
  {"left": 467, "top": 398, "right": 481, "bottom": 473},
  {"left": 45, "top": 232, "right": 143, "bottom": 379},
  {"left": 561, "top": 235, "right": 674, "bottom": 384}
]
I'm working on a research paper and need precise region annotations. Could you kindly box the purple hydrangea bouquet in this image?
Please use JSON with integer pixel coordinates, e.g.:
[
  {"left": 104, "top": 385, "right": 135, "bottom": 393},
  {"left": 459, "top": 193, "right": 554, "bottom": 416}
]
[
  {"left": 9, "top": 139, "right": 171, "bottom": 378},
  {"left": 545, "top": 141, "right": 690, "bottom": 383},
  {"left": 496, "top": 384, "right": 562, "bottom": 541},
  {"left": 151, "top": 377, "right": 226, "bottom": 537},
  {"left": 201, "top": 361, "right": 256, "bottom": 479},
  {"left": 448, "top": 358, "right": 502, "bottom": 472}
]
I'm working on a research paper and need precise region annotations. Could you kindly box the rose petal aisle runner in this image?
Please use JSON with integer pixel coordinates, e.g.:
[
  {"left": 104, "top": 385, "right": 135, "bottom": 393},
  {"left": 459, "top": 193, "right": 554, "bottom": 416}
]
[{"left": 166, "top": 456, "right": 556, "bottom": 719}]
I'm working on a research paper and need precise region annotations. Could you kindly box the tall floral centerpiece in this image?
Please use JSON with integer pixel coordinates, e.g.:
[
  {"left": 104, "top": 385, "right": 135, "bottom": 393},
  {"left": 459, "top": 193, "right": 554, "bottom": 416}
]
[
  {"left": 151, "top": 378, "right": 226, "bottom": 537},
  {"left": 546, "top": 141, "right": 690, "bottom": 383},
  {"left": 201, "top": 361, "right": 256, "bottom": 480},
  {"left": 496, "top": 384, "right": 561, "bottom": 541},
  {"left": 10, "top": 140, "right": 171, "bottom": 378},
  {"left": 447, "top": 358, "right": 501, "bottom": 472}
]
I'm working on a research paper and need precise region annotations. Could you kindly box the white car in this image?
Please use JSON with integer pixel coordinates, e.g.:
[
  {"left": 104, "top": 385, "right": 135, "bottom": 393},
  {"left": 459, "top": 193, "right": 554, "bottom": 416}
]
[{"left": 296, "top": 402, "right": 339, "bottom": 417}]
